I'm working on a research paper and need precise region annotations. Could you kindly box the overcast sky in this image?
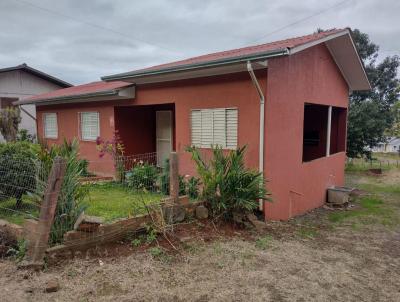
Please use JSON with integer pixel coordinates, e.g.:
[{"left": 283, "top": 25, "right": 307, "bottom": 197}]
[{"left": 1, "top": 0, "right": 399, "bottom": 85}]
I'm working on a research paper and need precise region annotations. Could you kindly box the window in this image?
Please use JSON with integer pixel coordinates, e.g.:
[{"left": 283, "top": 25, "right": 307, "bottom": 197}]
[
  {"left": 302, "top": 104, "right": 347, "bottom": 162},
  {"left": 80, "top": 112, "right": 99, "bottom": 141},
  {"left": 191, "top": 108, "right": 238, "bottom": 149},
  {"left": 43, "top": 113, "right": 58, "bottom": 139}
]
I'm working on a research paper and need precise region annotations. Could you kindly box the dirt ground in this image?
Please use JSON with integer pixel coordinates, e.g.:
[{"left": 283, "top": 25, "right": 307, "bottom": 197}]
[{"left": 0, "top": 171, "right": 399, "bottom": 302}]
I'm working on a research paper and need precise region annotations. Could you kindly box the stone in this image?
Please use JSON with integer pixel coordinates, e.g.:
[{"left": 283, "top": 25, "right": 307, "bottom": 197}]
[
  {"left": 195, "top": 205, "right": 209, "bottom": 219},
  {"left": 75, "top": 215, "right": 104, "bottom": 233},
  {"left": 162, "top": 204, "right": 186, "bottom": 224},
  {"left": 327, "top": 187, "right": 352, "bottom": 205},
  {"left": 44, "top": 279, "right": 60, "bottom": 293},
  {"left": 246, "top": 213, "right": 267, "bottom": 232}
]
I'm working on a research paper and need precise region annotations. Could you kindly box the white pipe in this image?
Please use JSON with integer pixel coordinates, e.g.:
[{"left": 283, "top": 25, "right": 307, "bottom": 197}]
[
  {"left": 326, "top": 106, "right": 332, "bottom": 157},
  {"left": 247, "top": 61, "right": 265, "bottom": 211}
]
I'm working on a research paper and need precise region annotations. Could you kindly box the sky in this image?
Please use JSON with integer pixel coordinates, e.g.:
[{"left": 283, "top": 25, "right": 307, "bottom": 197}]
[{"left": 0, "top": 0, "right": 399, "bottom": 85}]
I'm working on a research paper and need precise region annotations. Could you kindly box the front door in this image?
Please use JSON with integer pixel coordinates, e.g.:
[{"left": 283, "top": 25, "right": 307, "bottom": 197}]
[{"left": 156, "top": 110, "right": 173, "bottom": 166}]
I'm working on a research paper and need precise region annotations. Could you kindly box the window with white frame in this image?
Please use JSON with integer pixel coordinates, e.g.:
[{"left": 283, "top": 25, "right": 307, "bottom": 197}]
[
  {"left": 191, "top": 108, "right": 238, "bottom": 149},
  {"left": 80, "top": 112, "right": 100, "bottom": 141},
  {"left": 43, "top": 113, "right": 58, "bottom": 139}
]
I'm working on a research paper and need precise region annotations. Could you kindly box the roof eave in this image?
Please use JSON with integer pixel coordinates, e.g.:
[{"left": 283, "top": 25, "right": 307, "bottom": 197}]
[
  {"left": 14, "top": 86, "right": 137, "bottom": 106},
  {"left": 102, "top": 48, "right": 289, "bottom": 82}
]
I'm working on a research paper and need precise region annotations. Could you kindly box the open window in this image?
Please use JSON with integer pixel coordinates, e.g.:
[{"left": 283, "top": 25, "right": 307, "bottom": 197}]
[{"left": 302, "top": 103, "right": 347, "bottom": 162}]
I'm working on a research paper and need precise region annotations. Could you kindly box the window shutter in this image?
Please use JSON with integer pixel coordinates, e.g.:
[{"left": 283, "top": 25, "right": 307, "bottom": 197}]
[
  {"left": 200, "top": 109, "right": 213, "bottom": 148},
  {"left": 190, "top": 108, "right": 238, "bottom": 149},
  {"left": 191, "top": 110, "right": 201, "bottom": 147},
  {"left": 213, "top": 109, "right": 226, "bottom": 148},
  {"left": 44, "top": 113, "right": 58, "bottom": 139},
  {"left": 81, "top": 112, "right": 99, "bottom": 141},
  {"left": 226, "top": 108, "right": 238, "bottom": 149}
]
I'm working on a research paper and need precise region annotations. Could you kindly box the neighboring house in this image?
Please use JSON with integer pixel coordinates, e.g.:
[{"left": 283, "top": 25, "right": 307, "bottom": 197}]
[
  {"left": 373, "top": 137, "right": 400, "bottom": 153},
  {"left": 17, "top": 28, "right": 370, "bottom": 220},
  {"left": 0, "top": 63, "right": 71, "bottom": 141}
]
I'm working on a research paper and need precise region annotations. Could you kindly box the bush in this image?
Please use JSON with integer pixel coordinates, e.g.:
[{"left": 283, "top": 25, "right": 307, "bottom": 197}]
[
  {"left": 187, "top": 176, "right": 200, "bottom": 199},
  {"left": 0, "top": 142, "right": 40, "bottom": 207},
  {"left": 125, "top": 162, "right": 158, "bottom": 191},
  {"left": 186, "top": 145, "right": 270, "bottom": 220},
  {"left": 30, "top": 139, "right": 88, "bottom": 244}
]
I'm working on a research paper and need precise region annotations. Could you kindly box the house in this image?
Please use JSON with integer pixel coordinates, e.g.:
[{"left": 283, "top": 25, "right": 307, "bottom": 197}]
[
  {"left": 17, "top": 28, "right": 370, "bottom": 220},
  {"left": 373, "top": 137, "right": 400, "bottom": 153},
  {"left": 0, "top": 63, "right": 71, "bottom": 141}
]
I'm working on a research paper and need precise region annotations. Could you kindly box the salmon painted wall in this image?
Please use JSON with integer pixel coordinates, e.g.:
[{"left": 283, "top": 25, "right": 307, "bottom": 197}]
[
  {"left": 36, "top": 101, "right": 119, "bottom": 175},
  {"left": 130, "top": 71, "right": 266, "bottom": 175},
  {"left": 264, "top": 44, "right": 349, "bottom": 220}
]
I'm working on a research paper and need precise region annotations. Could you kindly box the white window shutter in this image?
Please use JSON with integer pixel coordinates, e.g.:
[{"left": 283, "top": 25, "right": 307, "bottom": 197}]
[
  {"left": 226, "top": 108, "right": 238, "bottom": 149},
  {"left": 200, "top": 109, "right": 213, "bottom": 148},
  {"left": 44, "top": 113, "right": 58, "bottom": 139},
  {"left": 213, "top": 109, "right": 226, "bottom": 148},
  {"left": 190, "top": 108, "right": 238, "bottom": 149},
  {"left": 191, "top": 110, "right": 201, "bottom": 147},
  {"left": 81, "top": 112, "right": 99, "bottom": 141}
]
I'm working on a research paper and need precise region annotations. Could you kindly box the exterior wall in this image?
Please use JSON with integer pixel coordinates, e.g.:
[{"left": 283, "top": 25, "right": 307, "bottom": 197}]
[
  {"left": 0, "top": 70, "right": 66, "bottom": 141},
  {"left": 35, "top": 43, "right": 349, "bottom": 221},
  {"left": 36, "top": 102, "right": 117, "bottom": 175},
  {"left": 132, "top": 71, "right": 265, "bottom": 175},
  {"left": 264, "top": 44, "right": 349, "bottom": 220}
]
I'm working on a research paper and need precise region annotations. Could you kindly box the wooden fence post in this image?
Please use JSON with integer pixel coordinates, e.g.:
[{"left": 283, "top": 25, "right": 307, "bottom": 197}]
[
  {"left": 20, "top": 156, "right": 66, "bottom": 269},
  {"left": 169, "top": 152, "right": 179, "bottom": 202}
]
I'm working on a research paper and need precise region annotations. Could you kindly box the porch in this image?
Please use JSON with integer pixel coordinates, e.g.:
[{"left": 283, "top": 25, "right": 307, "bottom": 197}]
[{"left": 114, "top": 103, "right": 176, "bottom": 167}]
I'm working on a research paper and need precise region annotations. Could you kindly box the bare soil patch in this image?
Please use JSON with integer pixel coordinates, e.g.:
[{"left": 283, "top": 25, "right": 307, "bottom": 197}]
[{"left": 1, "top": 171, "right": 399, "bottom": 301}]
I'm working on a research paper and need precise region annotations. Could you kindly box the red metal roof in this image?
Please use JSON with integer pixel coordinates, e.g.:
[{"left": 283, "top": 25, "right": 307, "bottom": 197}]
[
  {"left": 17, "top": 81, "right": 133, "bottom": 104},
  {"left": 135, "top": 28, "right": 346, "bottom": 73}
]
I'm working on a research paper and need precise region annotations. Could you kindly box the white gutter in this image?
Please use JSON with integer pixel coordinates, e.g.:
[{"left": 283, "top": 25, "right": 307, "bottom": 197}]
[
  {"left": 326, "top": 106, "right": 332, "bottom": 157},
  {"left": 247, "top": 61, "right": 265, "bottom": 211}
]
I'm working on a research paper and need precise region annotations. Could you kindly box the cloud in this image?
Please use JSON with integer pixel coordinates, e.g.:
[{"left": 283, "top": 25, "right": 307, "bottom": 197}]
[{"left": 0, "top": 0, "right": 398, "bottom": 85}]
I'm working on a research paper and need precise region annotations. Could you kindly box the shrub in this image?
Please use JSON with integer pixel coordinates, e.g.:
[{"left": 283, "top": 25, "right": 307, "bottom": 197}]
[
  {"left": 0, "top": 141, "right": 39, "bottom": 207},
  {"left": 186, "top": 145, "right": 270, "bottom": 220},
  {"left": 125, "top": 162, "right": 158, "bottom": 191},
  {"left": 187, "top": 176, "right": 200, "bottom": 199},
  {"left": 31, "top": 139, "right": 88, "bottom": 244}
]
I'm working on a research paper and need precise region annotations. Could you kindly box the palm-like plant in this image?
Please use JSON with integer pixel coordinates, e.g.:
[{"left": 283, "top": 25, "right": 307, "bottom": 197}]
[{"left": 186, "top": 145, "right": 271, "bottom": 220}]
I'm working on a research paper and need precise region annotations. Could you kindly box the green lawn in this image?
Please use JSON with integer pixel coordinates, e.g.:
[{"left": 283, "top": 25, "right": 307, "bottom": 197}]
[
  {"left": 0, "top": 182, "right": 164, "bottom": 225},
  {"left": 83, "top": 182, "right": 164, "bottom": 222},
  {"left": 0, "top": 197, "right": 39, "bottom": 225}
]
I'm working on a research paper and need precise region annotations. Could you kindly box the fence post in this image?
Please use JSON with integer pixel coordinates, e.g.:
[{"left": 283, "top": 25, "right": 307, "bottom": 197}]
[
  {"left": 20, "top": 156, "right": 66, "bottom": 270},
  {"left": 169, "top": 152, "right": 179, "bottom": 202}
]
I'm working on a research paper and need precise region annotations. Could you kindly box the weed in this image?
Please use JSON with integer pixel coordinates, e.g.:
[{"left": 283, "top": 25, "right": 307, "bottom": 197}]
[
  {"left": 7, "top": 239, "right": 27, "bottom": 262},
  {"left": 131, "top": 238, "right": 142, "bottom": 248},
  {"left": 255, "top": 235, "right": 273, "bottom": 249},
  {"left": 145, "top": 225, "right": 157, "bottom": 244},
  {"left": 297, "top": 227, "right": 318, "bottom": 239},
  {"left": 148, "top": 247, "right": 172, "bottom": 263}
]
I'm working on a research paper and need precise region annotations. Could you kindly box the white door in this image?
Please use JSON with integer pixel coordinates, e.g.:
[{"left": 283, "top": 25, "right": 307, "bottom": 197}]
[{"left": 156, "top": 110, "right": 173, "bottom": 166}]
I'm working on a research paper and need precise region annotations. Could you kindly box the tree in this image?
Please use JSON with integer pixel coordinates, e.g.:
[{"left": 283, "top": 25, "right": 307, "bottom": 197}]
[
  {"left": 385, "top": 101, "right": 400, "bottom": 137},
  {"left": 347, "top": 29, "right": 400, "bottom": 158},
  {"left": 0, "top": 107, "right": 21, "bottom": 142}
]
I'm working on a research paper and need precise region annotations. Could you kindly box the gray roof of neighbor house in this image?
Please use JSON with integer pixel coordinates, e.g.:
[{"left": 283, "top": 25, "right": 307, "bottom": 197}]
[
  {"left": 102, "top": 28, "right": 371, "bottom": 91},
  {"left": 0, "top": 63, "right": 72, "bottom": 88}
]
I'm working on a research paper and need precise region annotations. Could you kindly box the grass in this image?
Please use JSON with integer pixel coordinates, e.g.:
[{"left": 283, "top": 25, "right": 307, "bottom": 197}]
[
  {"left": 83, "top": 182, "right": 164, "bottom": 222},
  {"left": 0, "top": 197, "right": 39, "bottom": 225},
  {"left": 328, "top": 196, "right": 399, "bottom": 227},
  {"left": 0, "top": 181, "right": 164, "bottom": 225},
  {"left": 255, "top": 235, "right": 273, "bottom": 249}
]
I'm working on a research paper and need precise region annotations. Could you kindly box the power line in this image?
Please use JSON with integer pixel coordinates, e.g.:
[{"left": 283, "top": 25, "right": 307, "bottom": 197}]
[
  {"left": 248, "top": 0, "right": 354, "bottom": 44},
  {"left": 9, "top": 0, "right": 182, "bottom": 55}
]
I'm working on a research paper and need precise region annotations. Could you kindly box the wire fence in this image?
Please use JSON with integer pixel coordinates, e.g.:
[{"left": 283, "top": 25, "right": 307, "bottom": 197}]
[
  {"left": 346, "top": 157, "right": 400, "bottom": 170},
  {"left": 0, "top": 150, "right": 197, "bottom": 265}
]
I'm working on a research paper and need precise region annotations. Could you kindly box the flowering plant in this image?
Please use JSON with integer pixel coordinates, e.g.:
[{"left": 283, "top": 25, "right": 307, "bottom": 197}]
[{"left": 96, "top": 130, "right": 125, "bottom": 159}]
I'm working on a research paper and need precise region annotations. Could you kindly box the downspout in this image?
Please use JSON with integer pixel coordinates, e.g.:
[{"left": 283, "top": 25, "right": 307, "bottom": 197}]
[{"left": 247, "top": 61, "right": 265, "bottom": 211}]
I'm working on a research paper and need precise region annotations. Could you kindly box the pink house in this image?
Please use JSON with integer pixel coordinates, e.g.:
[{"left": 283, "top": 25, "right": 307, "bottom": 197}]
[{"left": 17, "top": 28, "right": 370, "bottom": 220}]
